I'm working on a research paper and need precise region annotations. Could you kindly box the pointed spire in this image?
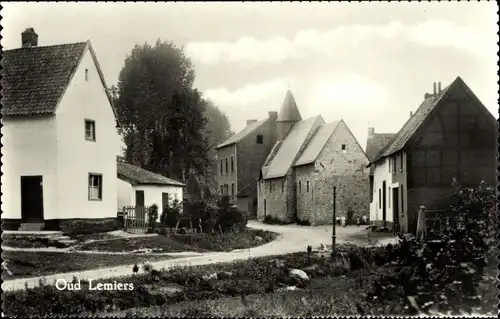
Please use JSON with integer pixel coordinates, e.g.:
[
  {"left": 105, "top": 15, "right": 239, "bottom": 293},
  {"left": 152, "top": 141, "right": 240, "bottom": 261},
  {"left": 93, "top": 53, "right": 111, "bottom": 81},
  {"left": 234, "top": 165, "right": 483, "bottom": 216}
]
[{"left": 277, "top": 89, "right": 302, "bottom": 122}]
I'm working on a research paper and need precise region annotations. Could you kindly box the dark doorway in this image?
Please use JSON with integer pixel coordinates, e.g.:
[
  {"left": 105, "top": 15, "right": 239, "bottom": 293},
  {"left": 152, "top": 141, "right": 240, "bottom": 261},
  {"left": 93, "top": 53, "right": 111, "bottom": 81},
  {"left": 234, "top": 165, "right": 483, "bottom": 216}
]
[
  {"left": 392, "top": 187, "right": 399, "bottom": 233},
  {"left": 264, "top": 199, "right": 267, "bottom": 217},
  {"left": 162, "top": 192, "right": 169, "bottom": 212},
  {"left": 21, "top": 176, "right": 44, "bottom": 223},
  {"left": 135, "top": 190, "right": 145, "bottom": 220},
  {"left": 382, "top": 181, "right": 387, "bottom": 226},
  {"left": 252, "top": 198, "right": 258, "bottom": 216}
]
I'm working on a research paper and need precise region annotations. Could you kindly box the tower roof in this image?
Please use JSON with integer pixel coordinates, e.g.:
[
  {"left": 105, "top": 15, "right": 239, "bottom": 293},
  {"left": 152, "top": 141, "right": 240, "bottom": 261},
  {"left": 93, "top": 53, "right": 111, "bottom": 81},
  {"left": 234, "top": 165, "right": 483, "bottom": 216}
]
[{"left": 277, "top": 89, "right": 302, "bottom": 122}]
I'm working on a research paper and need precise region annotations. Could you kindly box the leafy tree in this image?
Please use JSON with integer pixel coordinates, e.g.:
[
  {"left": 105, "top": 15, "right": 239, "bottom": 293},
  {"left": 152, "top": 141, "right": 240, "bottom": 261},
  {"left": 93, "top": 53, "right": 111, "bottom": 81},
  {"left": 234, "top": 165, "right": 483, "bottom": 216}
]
[{"left": 111, "top": 40, "right": 209, "bottom": 182}]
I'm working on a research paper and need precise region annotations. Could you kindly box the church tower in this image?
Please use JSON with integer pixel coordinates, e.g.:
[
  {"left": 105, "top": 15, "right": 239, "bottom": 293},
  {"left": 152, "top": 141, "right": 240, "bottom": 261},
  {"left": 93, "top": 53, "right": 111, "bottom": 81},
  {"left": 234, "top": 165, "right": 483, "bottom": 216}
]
[{"left": 276, "top": 89, "right": 302, "bottom": 140}]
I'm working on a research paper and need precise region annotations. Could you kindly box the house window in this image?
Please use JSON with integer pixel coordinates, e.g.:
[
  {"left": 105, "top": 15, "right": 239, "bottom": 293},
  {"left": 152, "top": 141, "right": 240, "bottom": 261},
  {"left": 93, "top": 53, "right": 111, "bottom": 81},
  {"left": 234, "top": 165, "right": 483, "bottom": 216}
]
[
  {"left": 88, "top": 174, "right": 102, "bottom": 200},
  {"left": 220, "top": 159, "right": 223, "bottom": 175},
  {"left": 85, "top": 120, "right": 96, "bottom": 141},
  {"left": 85, "top": 68, "right": 89, "bottom": 81},
  {"left": 388, "top": 158, "right": 391, "bottom": 172},
  {"left": 256, "top": 134, "right": 263, "bottom": 144},
  {"left": 281, "top": 179, "right": 284, "bottom": 193},
  {"left": 299, "top": 181, "right": 302, "bottom": 193},
  {"left": 231, "top": 183, "right": 235, "bottom": 196},
  {"left": 225, "top": 158, "right": 228, "bottom": 174},
  {"left": 231, "top": 156, "right": 234, "bottom": 173},
  {"left": 392, "top": 157, "right": 396, "bottom": 174},
  {"left": 269, "top": 180, "right": 273, "bottom": 193},
  {"left": 400, "top": 153, "right": 404, "bottom": 171},
  {"left": 220, "top": 185, "right": 224, "bottom": 195},
  {"left": 341, "top": 144, "right": 346, "bottom": 151},
  {"left": 225, "top": 184, "right": 229, "bottom": 195},
  {"left": 306, "top": 180, "right": 310, "bottom": 192},
  {"left": 369, "top": 176, "right": 374, "bottom": 202}
]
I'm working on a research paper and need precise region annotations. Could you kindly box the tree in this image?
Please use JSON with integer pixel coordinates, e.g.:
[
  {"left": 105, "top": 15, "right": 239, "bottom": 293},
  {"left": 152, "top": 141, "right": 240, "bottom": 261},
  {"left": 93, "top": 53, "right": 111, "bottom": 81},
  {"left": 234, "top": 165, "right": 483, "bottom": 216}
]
[{"left": 112, "top": 40, "right": 209, "bottom": 182}]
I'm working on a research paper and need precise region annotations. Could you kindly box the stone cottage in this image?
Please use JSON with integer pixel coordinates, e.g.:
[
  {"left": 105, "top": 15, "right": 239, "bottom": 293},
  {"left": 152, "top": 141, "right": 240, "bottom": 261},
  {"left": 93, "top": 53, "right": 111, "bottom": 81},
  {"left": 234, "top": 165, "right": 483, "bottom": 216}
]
[{"left": 257, "top": 90, "right": 370, "bottom": 225}]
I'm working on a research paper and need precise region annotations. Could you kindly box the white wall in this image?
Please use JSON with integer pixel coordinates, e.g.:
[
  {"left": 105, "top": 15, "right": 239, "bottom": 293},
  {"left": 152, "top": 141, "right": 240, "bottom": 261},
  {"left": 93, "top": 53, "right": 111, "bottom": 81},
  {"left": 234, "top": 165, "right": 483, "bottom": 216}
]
[
  {"left": 1, "top": 116, "right": 59, "bottom": 219},
  {"left": 369, "top": 158, "right": 399, "bottom": 223},
  {"left": 55, "top": 44, "right": 119, "bottom": 219},
  {"left": 116, "top": 180, "right": 184, "bottom": 212}
]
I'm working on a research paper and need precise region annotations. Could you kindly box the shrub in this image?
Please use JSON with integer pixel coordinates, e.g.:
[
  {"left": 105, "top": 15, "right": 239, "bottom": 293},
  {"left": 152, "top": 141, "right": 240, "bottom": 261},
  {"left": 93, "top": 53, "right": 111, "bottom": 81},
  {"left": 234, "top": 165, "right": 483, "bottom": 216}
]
[
  {"left": 263, "top": 215, "right": 293, "bottom": 225},
  {"left": 147, "top": 204, "right": 159, "bottom": 233},
  {"left": 368, "top": 181, "right": 497, "bottom": 315},
  {"left": 295, "top": 218, "right": 311, "bottom": 226},
  {"left": 216, "top": 197, "right": 247, "bottom": 233},
  {"left": 60, "top": 218, "right": 120, "bottom": 236}
]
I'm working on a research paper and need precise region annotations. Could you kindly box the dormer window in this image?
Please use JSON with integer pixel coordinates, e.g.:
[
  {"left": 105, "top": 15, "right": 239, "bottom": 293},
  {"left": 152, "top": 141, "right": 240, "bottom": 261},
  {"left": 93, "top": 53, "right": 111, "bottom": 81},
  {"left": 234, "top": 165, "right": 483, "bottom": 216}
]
[{"left": 85, "top": 120, "right": 96, "bottom": 141}]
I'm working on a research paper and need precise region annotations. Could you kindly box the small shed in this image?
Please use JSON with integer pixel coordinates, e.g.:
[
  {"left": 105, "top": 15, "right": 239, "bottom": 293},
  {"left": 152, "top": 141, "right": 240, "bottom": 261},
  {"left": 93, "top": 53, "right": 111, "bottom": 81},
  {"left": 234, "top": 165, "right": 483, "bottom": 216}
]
[{"left": 116, "top": 160, "right": 185, "bottom": 214}]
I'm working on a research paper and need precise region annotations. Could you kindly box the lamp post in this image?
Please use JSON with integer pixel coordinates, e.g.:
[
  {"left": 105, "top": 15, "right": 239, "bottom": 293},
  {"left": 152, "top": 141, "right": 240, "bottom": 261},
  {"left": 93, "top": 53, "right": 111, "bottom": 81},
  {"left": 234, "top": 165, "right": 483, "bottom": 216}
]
[{"left": 331, "top": 186, "right": 337, "bottom": 258}]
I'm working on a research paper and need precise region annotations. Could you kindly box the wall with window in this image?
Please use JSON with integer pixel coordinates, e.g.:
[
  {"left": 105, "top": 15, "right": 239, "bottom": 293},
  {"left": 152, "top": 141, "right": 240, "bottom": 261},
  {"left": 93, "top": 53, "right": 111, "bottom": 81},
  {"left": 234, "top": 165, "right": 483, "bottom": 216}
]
[
  {"left": 55, "top": 46, "right": 119, "bottom": 219},
  {"left": 298, "top": 121, "right": 370, "bottom": 225},
  {"left": 216, "top": 144, "right": 237, "bottom": 197}
]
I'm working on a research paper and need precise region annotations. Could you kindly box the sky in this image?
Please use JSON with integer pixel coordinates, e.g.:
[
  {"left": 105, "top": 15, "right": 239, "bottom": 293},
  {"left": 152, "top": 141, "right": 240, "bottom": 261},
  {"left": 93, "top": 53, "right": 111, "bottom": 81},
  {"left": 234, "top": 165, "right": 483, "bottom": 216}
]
[{"left": 2, "top": 2, "right": 498, "bottom": 149}]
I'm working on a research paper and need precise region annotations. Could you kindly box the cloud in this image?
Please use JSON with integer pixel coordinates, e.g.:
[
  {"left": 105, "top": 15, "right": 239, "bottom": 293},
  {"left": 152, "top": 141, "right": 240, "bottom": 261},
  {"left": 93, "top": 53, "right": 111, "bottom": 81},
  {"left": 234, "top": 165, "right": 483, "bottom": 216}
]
[
  {"left": 203, "top": 74, "right": 390, "bottom": 134},
  {"left": 186, "top": 20, "right": 496, "bottom": 65}
]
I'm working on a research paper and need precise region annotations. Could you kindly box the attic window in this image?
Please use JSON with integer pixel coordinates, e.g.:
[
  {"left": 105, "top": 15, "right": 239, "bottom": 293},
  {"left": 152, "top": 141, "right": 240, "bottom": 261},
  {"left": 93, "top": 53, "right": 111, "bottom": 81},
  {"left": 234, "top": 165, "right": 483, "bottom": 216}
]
[
  {"left": 341, "top": 144, "right": 346, "bottom": 151},
  {"left": 256, "top": 134, "right": 263, "bottom": 144},
  {"left": 85, "top": 120, "right": 96, "bottom": 141},
  {"left": 85, "top": 69, "right": 89, "bottom": 81}
]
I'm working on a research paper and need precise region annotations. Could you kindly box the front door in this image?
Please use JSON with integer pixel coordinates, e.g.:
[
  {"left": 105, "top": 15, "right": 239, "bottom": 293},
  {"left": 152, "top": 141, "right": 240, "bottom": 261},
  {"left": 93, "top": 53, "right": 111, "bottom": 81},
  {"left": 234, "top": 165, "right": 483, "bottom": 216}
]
[
  {"left": 162, "top": 192, "right": 169, "bottom": 211},
  {"left": 264, "top": 199, "right": 267, "bottom": 217},
  {"left": 21, "top": 176, "right": 44, "bottom": 223},
  {"left": 392, "top": 187, "right": 399, "bottom": 233},
  {"left": 135, "top": 190, "right": 145, "bottom": 220},
  {"left": 382, "top": 181, "right": 387, "bottom": 226}
]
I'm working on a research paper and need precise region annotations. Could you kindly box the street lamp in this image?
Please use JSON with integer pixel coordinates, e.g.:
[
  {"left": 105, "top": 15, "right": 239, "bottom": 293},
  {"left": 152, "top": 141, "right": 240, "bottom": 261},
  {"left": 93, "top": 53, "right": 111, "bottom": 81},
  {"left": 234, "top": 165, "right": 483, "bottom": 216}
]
[{"left": 331, "top": 186, "right": 337, "bottom": 259}]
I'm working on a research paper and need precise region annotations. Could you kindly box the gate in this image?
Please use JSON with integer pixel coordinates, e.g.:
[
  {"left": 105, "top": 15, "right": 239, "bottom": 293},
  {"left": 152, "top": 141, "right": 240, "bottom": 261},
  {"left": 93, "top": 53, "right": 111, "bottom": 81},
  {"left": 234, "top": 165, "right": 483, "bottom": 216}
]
[{"left": 122, "top": 205, "right": 149, "bottom": 233}]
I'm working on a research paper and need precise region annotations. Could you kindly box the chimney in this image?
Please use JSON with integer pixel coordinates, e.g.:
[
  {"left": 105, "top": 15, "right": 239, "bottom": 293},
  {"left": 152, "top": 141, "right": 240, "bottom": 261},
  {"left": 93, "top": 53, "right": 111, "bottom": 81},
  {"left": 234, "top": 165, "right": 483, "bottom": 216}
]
[
  {"left": 424, "top": 92, "right": 432, "bottom": 99},
  {"left": 433, "top": 82, "right": 437, "bottom": 97},
  {"left": 268, "top": 111, "right": 278, "bottom": 121},
  {"left": 21, "top": 28, "right": 38, "bottom": 48},
  {"left": 368, "top": 127, "right": 375, "bottom": 139},
  {"left": 246, "top": 119, "right": 258, "bottom": 126},
  {"left": 438, "top": 81, "right": 442, "bottom": 93},
  {"left": 410, "top": 111, "right": 413, "bottom": 117}
]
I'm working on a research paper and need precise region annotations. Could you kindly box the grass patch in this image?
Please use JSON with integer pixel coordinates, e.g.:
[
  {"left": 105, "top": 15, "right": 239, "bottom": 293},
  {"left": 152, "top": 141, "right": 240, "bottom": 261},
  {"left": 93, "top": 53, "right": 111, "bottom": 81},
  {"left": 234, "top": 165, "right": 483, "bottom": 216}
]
[
  {"left": 77, "top": 228, "right": 277, "bottom": 253},
  {"left": 1, "top": 234, "right": 72, "bottom": 249},
  {"left": 1, "top": 251, "right": 174, "bottom": 280}
]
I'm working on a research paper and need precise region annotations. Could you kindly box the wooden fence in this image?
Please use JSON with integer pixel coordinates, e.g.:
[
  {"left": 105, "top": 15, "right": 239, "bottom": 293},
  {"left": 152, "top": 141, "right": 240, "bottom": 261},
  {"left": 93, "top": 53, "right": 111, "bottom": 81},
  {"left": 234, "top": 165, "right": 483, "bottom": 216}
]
[{"left": 122, "top": 205, "right": 149, "bottom": 233}]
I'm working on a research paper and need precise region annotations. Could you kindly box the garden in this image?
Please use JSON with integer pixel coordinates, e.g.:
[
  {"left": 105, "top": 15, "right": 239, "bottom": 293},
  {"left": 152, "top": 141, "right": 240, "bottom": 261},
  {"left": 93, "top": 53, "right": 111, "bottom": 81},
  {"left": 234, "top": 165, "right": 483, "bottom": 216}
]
[
  {"left": 1, "top": 196, "right": 277, "bottom": 280},
  {"left": 3, "top": 182, "right": 496, "bottom": 317}
]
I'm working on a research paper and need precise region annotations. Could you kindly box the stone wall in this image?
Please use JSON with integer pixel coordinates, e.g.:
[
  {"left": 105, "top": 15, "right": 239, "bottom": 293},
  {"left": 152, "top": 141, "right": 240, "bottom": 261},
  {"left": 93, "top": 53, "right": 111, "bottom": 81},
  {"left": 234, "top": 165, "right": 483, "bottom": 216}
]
[{"left": 296, "top": 121, "right": 370, "bottom": 225}]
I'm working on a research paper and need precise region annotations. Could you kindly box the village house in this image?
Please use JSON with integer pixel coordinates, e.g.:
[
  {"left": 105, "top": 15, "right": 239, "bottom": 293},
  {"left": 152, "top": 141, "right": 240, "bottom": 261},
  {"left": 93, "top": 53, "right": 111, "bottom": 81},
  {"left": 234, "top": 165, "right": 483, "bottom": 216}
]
[
  {"left": 368, "top": 77, "right": 497, "bottom": 234},
  {"left": 117, "top": 157, "right": 185, "bottom": 215},
  {"left": 257, "top": 90, "right": 370, "bottom": 225},
  {"left": 1, "top": 28, "right": 121, "bottom": 231},
  {"left": 215, "top": 111, "right": 278, "bottom": 217}
]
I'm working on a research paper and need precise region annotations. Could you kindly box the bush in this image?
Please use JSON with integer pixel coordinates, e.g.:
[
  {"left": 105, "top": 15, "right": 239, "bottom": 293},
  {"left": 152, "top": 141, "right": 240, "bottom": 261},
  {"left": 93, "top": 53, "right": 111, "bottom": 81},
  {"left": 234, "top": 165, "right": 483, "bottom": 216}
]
[
  {"left": 295, "top": 218, "right": 311, "bottom": 226},
  {"left": 368, "top": 181, "right": 497, "bottom": 315},
  {"left": 215, "top": 197, "right": 247, "bottom": 232},
  {"left": 60, "top": 218, "right": 120, "bottom": 236},
  {"left": 160, "top": 199, "right": 182, "bottom": 229},
  {"left": 147, "top": 204, "right": 159, "bottom": 233},
  {"left": 263, "top": 215, "right": 293, "bottom": 225}
]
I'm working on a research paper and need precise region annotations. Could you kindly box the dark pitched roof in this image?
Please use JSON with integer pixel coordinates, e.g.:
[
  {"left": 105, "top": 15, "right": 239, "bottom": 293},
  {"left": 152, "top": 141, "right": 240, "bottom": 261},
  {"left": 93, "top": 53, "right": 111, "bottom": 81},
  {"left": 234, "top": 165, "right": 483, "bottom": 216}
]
[
  {"left": 117, "top": 161, "right": 185, "bottom": 186},
  {"left": 369, "top": 76, "right": 493, "bottom": 165},
  {"left": 365, "top": 133, "right": 396, "bottom": 161},
  {"left": 1, "top": 41, "right": 120, "bottom": 125},
  {"left": 217, "top": 118, "right": 267, "bottom": 149},
  {"left": 277, "top": 89, "right": 302, "bottom": 122}
]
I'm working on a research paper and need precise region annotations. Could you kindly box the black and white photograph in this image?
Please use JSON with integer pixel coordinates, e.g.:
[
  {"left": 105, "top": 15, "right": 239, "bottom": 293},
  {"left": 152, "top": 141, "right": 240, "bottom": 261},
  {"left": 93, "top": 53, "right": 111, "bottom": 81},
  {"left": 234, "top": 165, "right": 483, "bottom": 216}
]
[{"left": 1, "top": 1, "right": 498, "bottom": 317}]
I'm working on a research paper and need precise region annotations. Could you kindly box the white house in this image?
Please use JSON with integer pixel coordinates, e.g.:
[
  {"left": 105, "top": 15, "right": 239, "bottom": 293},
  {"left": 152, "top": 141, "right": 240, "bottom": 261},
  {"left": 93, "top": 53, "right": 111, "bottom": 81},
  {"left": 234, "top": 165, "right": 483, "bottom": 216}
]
[
  {"left": 365, "top": 128, "right": 396, "bottom": 229},
  {"left": 117, "top": 159, "right": 184, "bottom": 215},
  {"left": 1, "top": 28, "right": 121, "bottom": 231}
]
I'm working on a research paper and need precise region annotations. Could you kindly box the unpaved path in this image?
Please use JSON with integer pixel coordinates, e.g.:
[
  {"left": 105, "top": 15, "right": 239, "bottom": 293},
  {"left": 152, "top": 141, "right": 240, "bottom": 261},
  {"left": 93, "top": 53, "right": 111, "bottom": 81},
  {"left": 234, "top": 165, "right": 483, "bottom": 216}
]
[{"left": 2, "top": 222, "right": 393, "bottom": 292}]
